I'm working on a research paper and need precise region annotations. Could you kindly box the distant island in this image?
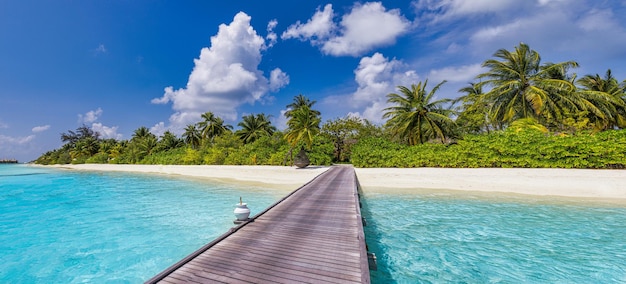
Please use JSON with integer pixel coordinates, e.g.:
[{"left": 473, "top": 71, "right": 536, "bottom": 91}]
[{"left": 0, "top": 159, "right": 18, "bottom": 164}]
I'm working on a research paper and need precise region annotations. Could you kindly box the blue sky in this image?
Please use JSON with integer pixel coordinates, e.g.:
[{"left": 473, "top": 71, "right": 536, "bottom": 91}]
[{"left": 1, "top": 0, "right": 626, "bottom": 162}]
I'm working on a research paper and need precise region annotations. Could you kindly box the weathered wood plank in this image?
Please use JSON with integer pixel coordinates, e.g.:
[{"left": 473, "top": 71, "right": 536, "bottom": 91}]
[{"left": 146, "top": 166, "right": 370, "bottom": 284}]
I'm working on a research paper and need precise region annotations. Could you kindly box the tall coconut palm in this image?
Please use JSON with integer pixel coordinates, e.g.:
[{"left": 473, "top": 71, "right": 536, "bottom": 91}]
[
  {"left": 284, "top": 105, "right": 321, "bottom": 149},
  {"left": 384, "top": 80, "right": 454, "bottom": 145},
  {"left": 576, "top": 69, "right": 626, "bottom": 129},
  {"left": 477, "top": 43, "right": 579, "bottom": 125},
  {"left": 197, "top": 112, "right": 233, "bottom": 142},
  {"left": 183, "top": 124, "right": 201, "bottom": 149},
  {"left": 236, "top": 113, "right": 276, "bottom": 144},
  {"left": 284, "top": 94, "right": 321, "bottom": 118},
  {"left": 156, "top": 131, "right": 183, "bottom": 152},
  {"left": 131, "top": 126, "right": 153, "bottom": 141},
  {"left": 129, "top": 126, "right": 156, "bottom": 159}
]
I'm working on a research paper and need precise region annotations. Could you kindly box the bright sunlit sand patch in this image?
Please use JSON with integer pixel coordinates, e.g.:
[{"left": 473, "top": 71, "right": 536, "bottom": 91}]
[{"left": 355, "top": 167, "right": 626, "bottom": 201}]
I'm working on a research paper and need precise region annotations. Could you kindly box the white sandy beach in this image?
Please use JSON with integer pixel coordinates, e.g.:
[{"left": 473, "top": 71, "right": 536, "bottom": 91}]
[
  {"left": 47, "top": 164, "right": 330, "bottom": 191},
  {"left": 46, "top": 164, "right": 626, "bottom": 200}
]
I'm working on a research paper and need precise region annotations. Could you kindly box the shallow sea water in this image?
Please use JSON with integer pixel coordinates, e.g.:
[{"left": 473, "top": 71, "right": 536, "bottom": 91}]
[
  {"left": 362, "top": 190, "right": 626, "bottom": 283},
  {"left": 3, "top": 164, "right": 626, "bottom": 283},
  {"left": 0, "top": 164, "right": 285, "bottom": 283}
]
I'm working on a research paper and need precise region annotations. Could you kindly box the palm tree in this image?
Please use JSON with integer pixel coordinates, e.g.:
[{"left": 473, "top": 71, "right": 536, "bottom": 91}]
[
  {"left": 132, "top": 126, "right": 152, "bottom": 141},
  {"left": 156, "top": 131, "right": 183, "bottom": 151},
  {"left": 197, "top": 112, "right": 233, "bottom": 142},
  {"left": 383, "top": 80, "right": 454, "bottom": 145},
  {"left": 129, "top": 126, "right": 156, "bottom": 160},
  {"left": 455, "top": 82, "right": 495, "bottom": 133},
  {"left": 283, "top": 94, "right": 322, "bottom": 149},
  {"left": 236, "top": 114, "right": 276, "bottom": 144},
  {"left": 284, "top": 105, "right": 321, "bottom": 149},
  {"left": 284, "top": 94, "right": 321, "bottom": 118},
  {"left": 477, "top": 43, "right": 579, "bottom": 125},
  {"left": 282, "top": 95, "right": 322, "bottom": 166},
  {"left": 183, "top": 124, "right": 201, "bottom": 149},
  {"left": 576, "top": 69, "right": 626, "bottom": 129}
]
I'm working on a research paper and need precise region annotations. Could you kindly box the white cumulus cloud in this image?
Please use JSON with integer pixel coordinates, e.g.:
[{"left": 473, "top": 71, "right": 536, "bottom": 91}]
[
  {"left": 152, "top": 12, "right": 288, "bottom": 130},
  {"left": 91, "top": 123, "right": 122, "bottom": 140},
  {"left": 282, "top": 4, "right": 336, "bottom": 42},
  {"left": 31, "top": 125, "right": 50, "bottom": 133},
  {"left": 150, "top": 122, "right": 168, "bottom": 137},
  {"left": 325, "top": 52, "right": 420, "bottom": 123},
  {"left": 79, "top": 108, "right": 103, "bottom": 124},
  {"left": 269, "top": 68, "right": 290, "bottom": 91},
  {"left": 283, "top": 2, "right": 410, "bottom": 57},
  {"left": 78, "top": 108, "right": 121, "bottom": 139}
]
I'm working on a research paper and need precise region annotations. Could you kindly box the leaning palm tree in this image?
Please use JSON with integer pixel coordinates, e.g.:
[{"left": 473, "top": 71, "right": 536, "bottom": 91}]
[
  {"left": 197, "top": 112, "right": 233, "bottom": 142},
  {"left": 477, "top": 43, "right": 579, "bottom": 125},
  {"left": 236, "top": 113, "right": 276, "bottom": 144},
  {"left": 182, "top": 124, "right": 201, "bottom": 149},
  {"left": 383, "top": 80, "right": 455, "bottom": 145}
]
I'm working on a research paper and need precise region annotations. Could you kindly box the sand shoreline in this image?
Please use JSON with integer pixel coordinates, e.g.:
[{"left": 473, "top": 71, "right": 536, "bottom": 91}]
[{"left": 40, "top": 164, "right": 626, "bottom": 200}]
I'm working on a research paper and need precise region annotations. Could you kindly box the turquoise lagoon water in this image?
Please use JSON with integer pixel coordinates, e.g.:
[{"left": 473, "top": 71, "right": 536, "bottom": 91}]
[
  {"left": 0, "top": 164, "right": 285, "bottom": 283},
  {"left": 362, "top": 190, "right": 626, "bottom": 283},
  {"left": 3, "top": 164, "right": 626, "bottom": 283}
]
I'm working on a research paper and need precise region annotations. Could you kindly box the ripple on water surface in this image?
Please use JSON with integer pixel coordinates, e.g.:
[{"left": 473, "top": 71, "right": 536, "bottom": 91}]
[
  {"left": 0, "top": 165, "right": 285, "bottom": 283},
  {"left": 362, "top": 190, "right": 626, "bottom": 283}
]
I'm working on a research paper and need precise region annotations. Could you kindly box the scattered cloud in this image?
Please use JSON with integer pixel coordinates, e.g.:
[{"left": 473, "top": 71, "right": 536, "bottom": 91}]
[
  {"left": 269, "top": 68, "right": 289, "bottom": 91},
  {"left": 413, "top": 0, "right": 522, "bottom": 23},
  {"left": 79, "top": 108, "right": 103, "bottom": 124},
  {"left": 0, "top": 134, "right": 35, "bottom": 145},
  {"left": 577, "top": 9, "right": 619, "bottom": 32},
  {"left": 92, "top": 123, "right": 122, "bottom": 140},
  {"left": 266, "top": 19, "right": 278, "bottom": 48},
  {"left": 427, "top": 64, "right": 484, "bottom": 83},
  {"left": 31, "top": 125, "right": 50, "bottom": 133},
  {"left": 0, "top": 120, "right": 7, "bottom": 129},
  {"left": 409, "top": 0, "right": 626, "bottom": 83},
  {"left": 324, "top": 52, "right": 420, "bottom": 123},
  {"left": 282, "top": 2, "right": 410, "bottom": 57},
  {"left": 150, "top": 122, "right": 168, "bottom": 137},
  {"left": 282, "top": 4, "right": 335, "bottom": 43},
  {"left": 152, "top": 12, "right": 288, "bottom": 131},
  {"left": 275, "top": 109, "right": 289, "bottom": 131},
  {"left": 78, "top": 108, "right": 122, "bottom": 139},
  {"left": 93, "top": 44, "right": 107, "bottom": 55},
  {"left": 322, "top": 2, "right": 411, "bottom": 56}
]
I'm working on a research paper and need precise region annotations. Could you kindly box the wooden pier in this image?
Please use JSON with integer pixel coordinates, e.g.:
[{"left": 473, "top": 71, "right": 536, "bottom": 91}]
[{"left": 146, "top": 166, "right": 370, "bottom": 283}]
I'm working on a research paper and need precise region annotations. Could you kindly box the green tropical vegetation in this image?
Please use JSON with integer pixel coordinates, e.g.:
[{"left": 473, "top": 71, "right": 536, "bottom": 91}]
[{"left": 36, "top": 43, "right": 626, "bottom": 168}]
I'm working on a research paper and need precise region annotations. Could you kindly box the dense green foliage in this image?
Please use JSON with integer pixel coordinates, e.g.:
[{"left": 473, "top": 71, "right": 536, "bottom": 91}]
[
  {"left": 36, "top": 43, "right": 626, "bottom": 169},
  {"left": 351, "top": 129, "right": 626, "bottom": 169}
]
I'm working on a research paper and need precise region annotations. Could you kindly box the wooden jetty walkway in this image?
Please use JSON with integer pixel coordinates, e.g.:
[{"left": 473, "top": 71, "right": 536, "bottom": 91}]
[{"left": 146, "top": 165, "right": 371, "bottom": 283}]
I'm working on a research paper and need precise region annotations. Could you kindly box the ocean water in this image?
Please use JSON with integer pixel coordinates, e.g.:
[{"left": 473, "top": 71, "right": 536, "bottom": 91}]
[
  {"left": 4, "top": 164, "right": 626, "bottom": 283},
  {"left": 362, "top": 190, "right": 626, "bottom": 283},
  {"left": 0, "top": 164, "right": 285, "bottom": 283}
]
